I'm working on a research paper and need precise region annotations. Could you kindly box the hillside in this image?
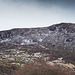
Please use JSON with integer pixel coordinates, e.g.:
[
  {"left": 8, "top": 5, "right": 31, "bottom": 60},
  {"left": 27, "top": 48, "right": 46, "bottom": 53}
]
[
  {"left": 0, "top": 23, "right": 75, "bottom": 75},
  {"left": 0, "top": 23, "right": 75, "bottom": 50}
]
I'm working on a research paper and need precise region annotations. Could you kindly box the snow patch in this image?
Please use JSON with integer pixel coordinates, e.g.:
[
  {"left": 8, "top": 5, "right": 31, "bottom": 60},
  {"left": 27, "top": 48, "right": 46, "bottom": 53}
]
[{"left": 1, "top": 39, "right": 11, "bottom": 43}]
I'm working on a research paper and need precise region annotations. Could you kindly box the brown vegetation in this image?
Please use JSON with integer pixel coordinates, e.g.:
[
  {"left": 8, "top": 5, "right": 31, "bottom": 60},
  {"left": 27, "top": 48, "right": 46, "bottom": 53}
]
[
  {"left": 12, "top": 59, "right": 75, "bottom": 75},
  {"left": 0, "top": 64, "right": 19, "bottom": 75}
]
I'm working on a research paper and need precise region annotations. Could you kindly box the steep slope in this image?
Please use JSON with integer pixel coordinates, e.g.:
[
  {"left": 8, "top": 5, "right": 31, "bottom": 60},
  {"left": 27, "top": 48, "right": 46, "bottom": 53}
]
[{"left": 0, "top": 23, "right": 75, "bottom": 50}]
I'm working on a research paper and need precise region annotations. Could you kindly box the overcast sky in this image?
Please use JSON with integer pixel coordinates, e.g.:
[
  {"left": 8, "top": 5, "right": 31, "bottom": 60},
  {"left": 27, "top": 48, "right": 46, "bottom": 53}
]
[{"left": 0, "top": 0, "right": 75, "bottom": 31}]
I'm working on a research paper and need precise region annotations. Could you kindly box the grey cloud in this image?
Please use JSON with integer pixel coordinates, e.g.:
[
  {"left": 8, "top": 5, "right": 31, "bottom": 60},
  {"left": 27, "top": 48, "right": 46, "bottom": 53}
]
[
  {"left": 2, "top": 0, "right": 75, "bottom": 8},
  {"left": 36, "top": 0, "right": 75, "bottom": 9},
  {"left": 0, "top": 0, "right": 75, "bottom": 31}
]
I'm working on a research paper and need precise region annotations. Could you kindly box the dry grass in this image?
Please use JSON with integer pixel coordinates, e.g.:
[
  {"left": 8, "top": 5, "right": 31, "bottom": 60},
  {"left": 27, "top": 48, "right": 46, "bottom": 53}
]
[{"left": 11, "top": 59, "right": 75, "bottom": 75}]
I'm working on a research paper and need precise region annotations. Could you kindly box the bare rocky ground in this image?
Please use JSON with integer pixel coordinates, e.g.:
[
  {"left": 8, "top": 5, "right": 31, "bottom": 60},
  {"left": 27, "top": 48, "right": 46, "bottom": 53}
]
[
  {"left": 0, "top": 42, "right": 75, "bottom": 75},
  {"left": 0, "top": 23, "right": 75, "bottom": 50},
  {"left": 0, "top": 23, "right": 75, "bottom": 75}
]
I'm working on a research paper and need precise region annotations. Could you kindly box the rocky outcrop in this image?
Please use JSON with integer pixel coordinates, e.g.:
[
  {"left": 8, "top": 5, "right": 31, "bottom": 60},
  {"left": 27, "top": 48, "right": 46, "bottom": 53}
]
[{"left": 0, "top": 23, "right": 75, "bottom": 50}]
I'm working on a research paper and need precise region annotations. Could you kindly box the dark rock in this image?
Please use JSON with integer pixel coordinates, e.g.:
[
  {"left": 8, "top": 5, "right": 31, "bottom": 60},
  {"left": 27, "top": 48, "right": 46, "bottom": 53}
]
[
  {"left": 66, "top": 38, "right": 73, "bottom": 42},
  {"left": 0, "top": 23, "right": 75, "bottom": 50}
]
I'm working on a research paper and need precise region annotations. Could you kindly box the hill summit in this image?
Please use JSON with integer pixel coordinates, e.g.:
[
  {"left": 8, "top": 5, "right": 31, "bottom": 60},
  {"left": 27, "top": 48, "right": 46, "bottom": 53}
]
[{"left": 0, "top": 23, "right": 75, "bottom": 50}]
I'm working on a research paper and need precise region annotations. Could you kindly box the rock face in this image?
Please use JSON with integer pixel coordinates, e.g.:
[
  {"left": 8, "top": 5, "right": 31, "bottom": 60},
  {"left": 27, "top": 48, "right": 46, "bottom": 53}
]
[{"left": 0, "top": 23, "right": 75, "bottom": 50}]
